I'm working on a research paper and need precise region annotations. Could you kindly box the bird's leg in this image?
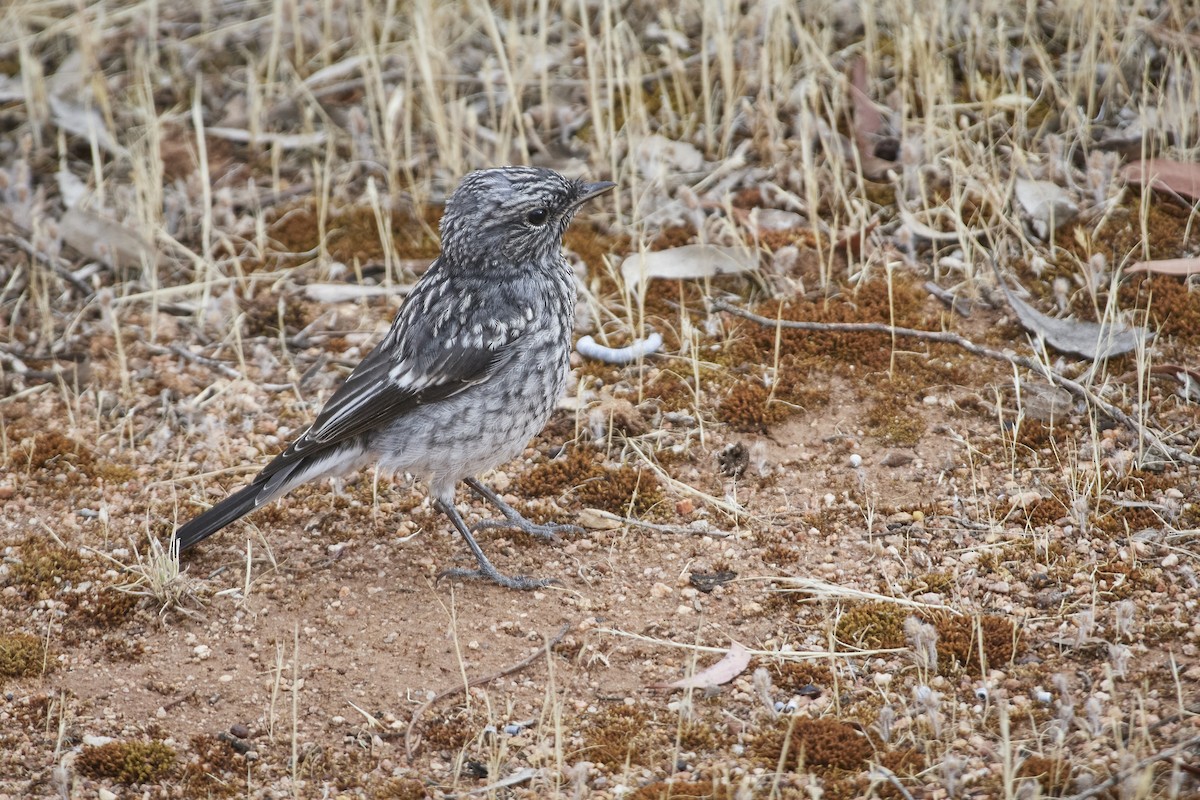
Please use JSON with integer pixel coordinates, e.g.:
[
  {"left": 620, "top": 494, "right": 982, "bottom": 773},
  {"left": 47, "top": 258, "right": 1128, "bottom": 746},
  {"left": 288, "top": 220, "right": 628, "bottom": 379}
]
[
  {"left": 465, "top": 477, "right": 583, "bottom": 541},
  {"left": 434, "top": 499, "right": 554, "bottom": 590}
]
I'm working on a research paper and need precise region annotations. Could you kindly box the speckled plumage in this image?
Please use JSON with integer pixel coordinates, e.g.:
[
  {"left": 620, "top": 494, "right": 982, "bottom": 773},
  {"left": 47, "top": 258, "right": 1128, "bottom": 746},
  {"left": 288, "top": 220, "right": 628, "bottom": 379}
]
[{"left": 174, "top": 167, "right": 614, "bottom": 588}]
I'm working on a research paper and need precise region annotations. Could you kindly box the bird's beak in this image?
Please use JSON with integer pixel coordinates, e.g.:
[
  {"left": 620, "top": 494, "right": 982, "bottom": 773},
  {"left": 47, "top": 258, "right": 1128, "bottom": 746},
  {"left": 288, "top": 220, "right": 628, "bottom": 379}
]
[{"left": 573, "top": 180, "right": 616, "bottom": 206}]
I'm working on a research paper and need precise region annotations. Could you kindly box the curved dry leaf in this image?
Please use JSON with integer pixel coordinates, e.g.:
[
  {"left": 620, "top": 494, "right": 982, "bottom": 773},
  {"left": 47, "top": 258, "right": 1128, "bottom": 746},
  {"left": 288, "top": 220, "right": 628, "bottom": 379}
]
[
  {"left": 1126, "top": 257, "right": 1200, "bottom": 276},
  {"left": 1121, "top": 159, "right": 1200, "bottom": 201},
  {"left": 576, "top": 508, "right": 624, "bottom": 530},
  {"left": 651, "top": 641, "right": 751, "bottom": 690},
  {"left": 897, "top": 207, "right": 986, "bottom": 242},
  {"left": 996, "top": 280, "right": 1147, "bottom": 361},
  {"left": 847, "top": 56, "right": 897, "bottom": 180},
  {"left": 621, "top": 244, "right": 757, "bottom": 293}
]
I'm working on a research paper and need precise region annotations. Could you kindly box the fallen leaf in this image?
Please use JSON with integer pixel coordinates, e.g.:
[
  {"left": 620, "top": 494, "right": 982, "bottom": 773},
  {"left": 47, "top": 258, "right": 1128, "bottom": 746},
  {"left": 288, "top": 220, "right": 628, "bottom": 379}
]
[
  {"left": 633, "top": 134, "right": 705, "bottom": 176},
  {"left": 621, "top": 244, "right": 756, "bottom": 293},
  {"left": 48, "top": 96, "right": 128, "bottom": 158},
  {"left": 1021, "top": 381, "right": 1075, "bottom": 422},
  {"left": 1126, "top": 257, "right": 1200, "bottom": 276},
  {"left": 576, "top": 508, "right": 623, "bottom": 530},
  {"left": 847, "top": 57, "right": 897, "bottom": 179},
  {"left": 60, "top": 207, "right": 158, "bottom": 271},
  {"left": 746, "top": 207, "right": 804, "bottom": 233},
  {"left": 849, "top": 57, "right": 884, "bottom": 139},
  {"left": 56, "top": 168, "right": 88, "bottom": 209},
  {"left": 1015, "top": 178, "right": 1078, "bottom": 239},
  {"left": 995, "top": 277, "right": 1147, "bottom": 360},
  {"left": 1121, "top": 158, "right": 1200, "bottom": 201},
  {"left": 898, "top": 207, "right": 985, "bottom": 242},
  {"left": 651, "top": 641, "right": 751, "bottom": 690}
]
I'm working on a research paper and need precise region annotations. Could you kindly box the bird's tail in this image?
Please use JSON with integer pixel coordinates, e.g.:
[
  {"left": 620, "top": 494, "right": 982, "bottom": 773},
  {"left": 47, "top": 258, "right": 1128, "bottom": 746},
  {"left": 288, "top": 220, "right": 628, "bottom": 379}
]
[
  {"left": 174, "top": 444, "right": 364, "bottom": 551},
  {"left": 174, "top": 480, "right": 272, "bottom": 551}
]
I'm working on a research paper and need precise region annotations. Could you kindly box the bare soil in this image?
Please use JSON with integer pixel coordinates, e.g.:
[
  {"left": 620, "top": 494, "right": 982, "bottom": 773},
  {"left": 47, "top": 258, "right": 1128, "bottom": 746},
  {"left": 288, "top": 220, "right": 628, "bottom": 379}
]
[{"left": 2, "top": 1, "right": 1199, "bottom": 798}]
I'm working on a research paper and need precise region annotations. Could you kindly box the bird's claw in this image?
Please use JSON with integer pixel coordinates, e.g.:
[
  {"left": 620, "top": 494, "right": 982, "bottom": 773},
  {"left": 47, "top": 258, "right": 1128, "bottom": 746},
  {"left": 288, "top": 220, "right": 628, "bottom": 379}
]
[
  {"left": 472, "top": 518, "right": 584, "bottom": 541},
  {"left": 436, "top": 567, "right": 556, "bottom": 591}
]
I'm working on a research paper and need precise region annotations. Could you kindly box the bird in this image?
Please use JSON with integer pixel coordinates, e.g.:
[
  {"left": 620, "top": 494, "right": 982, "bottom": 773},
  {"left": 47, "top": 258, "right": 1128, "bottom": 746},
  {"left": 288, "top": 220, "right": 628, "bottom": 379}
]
[{"left": 173, "top": 166, "right": 615, "bottom": 589}]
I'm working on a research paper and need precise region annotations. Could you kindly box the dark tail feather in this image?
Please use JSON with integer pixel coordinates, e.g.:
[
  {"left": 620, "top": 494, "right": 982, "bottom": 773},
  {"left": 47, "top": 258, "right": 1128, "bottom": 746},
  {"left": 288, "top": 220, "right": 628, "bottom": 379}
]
[
  {"left": 174, "top": 481, "right": 266, "bottom": 551},
  {"left": 174, "top": 444, "right": 359, "bottom": 551}
]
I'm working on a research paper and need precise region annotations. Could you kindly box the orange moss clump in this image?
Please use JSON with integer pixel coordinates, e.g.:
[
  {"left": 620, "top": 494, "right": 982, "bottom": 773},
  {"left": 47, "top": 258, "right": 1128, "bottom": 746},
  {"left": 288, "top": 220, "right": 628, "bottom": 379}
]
[
  {"left": 933, "top": 614, "right": 1019, "bottom": 675},
  {"left": 752, "top": 717, "right": 873, "bottom": 770},
  {"left": 629, "top": 780, "right": 732, "bottom": 800},
  {"left": 581, "top": 705, "right": 665, "bottom": 769},
  {"left": 514, "top": 447, "right": 662, "bottom": 515},
  {"left": 717, "top": 380, "right": 789, "bottom": 432},
  {"left": 1016, "top": 755, "right": 1072, "bottom": 796}
]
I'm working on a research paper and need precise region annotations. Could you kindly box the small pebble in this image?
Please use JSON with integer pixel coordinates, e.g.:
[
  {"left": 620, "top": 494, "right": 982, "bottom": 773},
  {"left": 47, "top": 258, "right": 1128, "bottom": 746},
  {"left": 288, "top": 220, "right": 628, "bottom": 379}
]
[{"left": 230, "top": 723, "right": 250, "bottom": 739}]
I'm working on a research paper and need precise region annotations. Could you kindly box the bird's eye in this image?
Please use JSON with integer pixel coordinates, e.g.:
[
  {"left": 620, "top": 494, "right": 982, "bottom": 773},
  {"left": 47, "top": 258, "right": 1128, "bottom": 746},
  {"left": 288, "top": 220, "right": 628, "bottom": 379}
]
[{"left": 526, "top": 207, "right": 549, "bottom": 227}]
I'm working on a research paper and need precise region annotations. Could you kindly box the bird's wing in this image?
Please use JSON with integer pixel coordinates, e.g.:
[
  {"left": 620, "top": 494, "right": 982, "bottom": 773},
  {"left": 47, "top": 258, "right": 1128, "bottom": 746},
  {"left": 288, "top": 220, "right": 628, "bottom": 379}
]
[{"left": 261, "top": 286, "right": 522, "bottom": 481}]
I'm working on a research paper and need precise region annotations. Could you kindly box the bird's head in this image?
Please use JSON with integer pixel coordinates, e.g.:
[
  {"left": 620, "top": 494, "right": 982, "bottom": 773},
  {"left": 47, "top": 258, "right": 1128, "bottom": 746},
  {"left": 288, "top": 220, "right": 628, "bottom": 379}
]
[{"left": 438, "top": 167, "right": 614, "bottom": 267}]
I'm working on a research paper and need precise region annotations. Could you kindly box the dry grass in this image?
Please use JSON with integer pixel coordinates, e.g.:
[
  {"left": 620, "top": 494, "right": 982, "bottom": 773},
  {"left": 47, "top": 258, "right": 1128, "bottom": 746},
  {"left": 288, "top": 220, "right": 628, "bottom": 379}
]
[{"left": 1, "top": 0, "right": 1198, "bottom": 797}]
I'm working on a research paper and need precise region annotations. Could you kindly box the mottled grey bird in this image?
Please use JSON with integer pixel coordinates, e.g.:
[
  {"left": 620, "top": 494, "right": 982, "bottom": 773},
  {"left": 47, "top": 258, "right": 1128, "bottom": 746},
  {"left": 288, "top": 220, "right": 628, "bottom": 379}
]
[{"left": 174, "top": 167, "right": 614, "bottom": 589}]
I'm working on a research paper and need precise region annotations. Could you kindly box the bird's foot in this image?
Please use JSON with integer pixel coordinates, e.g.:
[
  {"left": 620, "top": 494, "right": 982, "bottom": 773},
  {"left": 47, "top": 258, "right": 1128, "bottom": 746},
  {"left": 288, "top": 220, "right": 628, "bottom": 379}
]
[
  {"left": 473, "top": 515, "right": 583, "bottom": 541},
  {"left": 437, "top": 566, "right": 556, "bottom": 591},
  {"left": 465, "top": 478, "right": 583, "bottom": 541}
]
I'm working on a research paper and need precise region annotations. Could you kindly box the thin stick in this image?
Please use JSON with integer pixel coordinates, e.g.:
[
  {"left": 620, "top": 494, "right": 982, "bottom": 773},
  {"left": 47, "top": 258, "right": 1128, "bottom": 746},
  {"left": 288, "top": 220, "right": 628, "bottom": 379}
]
[
  {"left": 1062, "top": 733, "right": 1200, "bottom": 800},
  {"left": 404, "top": 623, "right": 571, "bottom": 760},
  {"left": 712, "top": 300, "right": 1200, "bottom": 467},
  {"left": 0, "top": 234, "right": 94, "bottom": 297},
  {"left": 145, "top": 343, "right": 293, "bottom": 392}
]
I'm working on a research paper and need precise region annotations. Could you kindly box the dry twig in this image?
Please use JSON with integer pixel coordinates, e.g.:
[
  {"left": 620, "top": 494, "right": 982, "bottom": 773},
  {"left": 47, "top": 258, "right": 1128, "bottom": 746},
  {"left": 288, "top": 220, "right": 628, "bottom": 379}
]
[
  {"left": 404, "top": 623, "right": 571, "bottom": 760},
  {"left": 713, "top": 299, "right": 1200, "bottom": 467}
]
